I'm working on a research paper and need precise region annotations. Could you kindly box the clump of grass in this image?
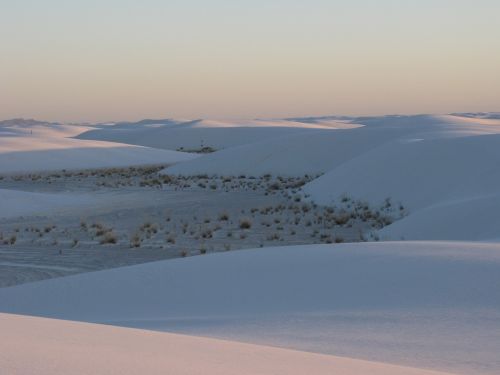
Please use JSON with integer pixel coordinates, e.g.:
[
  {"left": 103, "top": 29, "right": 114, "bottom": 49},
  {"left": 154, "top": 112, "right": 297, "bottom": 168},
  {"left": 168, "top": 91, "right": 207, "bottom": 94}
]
[
  {"left": 267, "top": 233, "right": 280, "bottom": 241},
  {"left": 239, "top": 218, "right": 252, "bottom": 229},
  {"left": 100, "top": 231, "right": 117, "bottom": 244},
  {"left": 334, "top": 214, "right": 350, "bottom": 226},
  {"left": 130, "top": 233, "right": 141, "bottom": 248},
  {"left": 218, "top": 212, "right": 229, "bottom": 221},
  {"left": 91, "top": 222, "right": 110, "bottom": 237},
  {"left": 141, "top": 222, "right": 158, "bottom": 233},
  {"left": 9, "top": 235, "right": 17, "bottom": 245},
  {"left": 201, "top": 229, "right": 213, "bottom": 239},
  {"left": 334, "top": 235, "right": 344, "bottom": 243},
  {"left": 199, "top": 244, "right": 207, "bottom": 254}
]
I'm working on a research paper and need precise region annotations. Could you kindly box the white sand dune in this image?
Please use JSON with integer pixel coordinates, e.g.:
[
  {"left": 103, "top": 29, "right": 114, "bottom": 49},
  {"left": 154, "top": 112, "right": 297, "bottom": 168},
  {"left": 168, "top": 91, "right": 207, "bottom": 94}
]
[
  {"left": 1, "top": 241, "right": 499, "bottom": 374},
  {"left": 302, "top": 115, "right": 500, "bottom": 241},
  {"left": 0, "top": 121, "right": 197, "bottom": 174},
  {"left": 75, "top": 118, "right": 358, "bottom": 151},
  {"left": 0, "top": 189, "right": 94, "bottom": 219},
  {"left": 0, "top": 313, "right": 453, "bottom": 375},
  {"left": 165, "top": 114, "right": 500, "bottom": 177},
  {"left": 164, "top": 114, "right": 500, "bottom": 240},
  {"left": 2, "top": 114, "right": 500, "bottom": 374},
  {"left": 379, "top": 193, "right": 500, "bottom": 241}
]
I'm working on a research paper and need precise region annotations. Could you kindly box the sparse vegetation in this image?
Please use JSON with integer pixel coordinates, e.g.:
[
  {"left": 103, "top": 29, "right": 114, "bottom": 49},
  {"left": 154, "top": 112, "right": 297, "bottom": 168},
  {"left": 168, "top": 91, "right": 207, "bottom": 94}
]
[
  {"left": 0, "top": 168, "right": 399, "bottom": 261},
  {"left": 239, "top": 218, "right": 252, "bottom": 229},
  {"left": 100, "top": 231, "right": 118, "bottom": 245}
]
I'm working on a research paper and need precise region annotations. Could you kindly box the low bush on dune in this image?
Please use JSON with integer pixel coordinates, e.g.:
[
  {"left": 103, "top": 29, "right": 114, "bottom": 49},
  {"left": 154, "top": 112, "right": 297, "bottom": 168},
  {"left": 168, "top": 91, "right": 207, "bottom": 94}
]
[
  {"left": 100, "top": 231, "right": 117, "bottom": 245},
  {"left": 239, "top": 219, "right": 252, "bottom": 229},
  {"left": 218, "top": 212, "right": 229, "bottom": 221},
  {"left": 130, "top": 233, "right": 141, "bottom": 248}
]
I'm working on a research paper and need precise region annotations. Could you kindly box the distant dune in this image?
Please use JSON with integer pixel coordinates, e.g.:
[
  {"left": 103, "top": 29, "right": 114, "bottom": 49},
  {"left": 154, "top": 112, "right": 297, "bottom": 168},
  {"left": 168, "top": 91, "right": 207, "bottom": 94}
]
[
  {"left": 76, "top": 118, "right": 358, "bottom": 151},
  {"left": 3, "top": 114, "right": 500, "bottom": 240},
  {"left": 303, "top": 115, "right": 500, "bottom": 241},
  {"left": 0, "top": 120, "right": 197, "bottom": 174}
]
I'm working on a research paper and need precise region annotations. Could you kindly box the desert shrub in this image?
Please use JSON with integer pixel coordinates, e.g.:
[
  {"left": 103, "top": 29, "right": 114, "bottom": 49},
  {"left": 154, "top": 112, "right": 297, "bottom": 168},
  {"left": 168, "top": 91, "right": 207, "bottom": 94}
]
[
  {"left": 100, "top": 231, "right": 117, "bottom": 244},
  {"left": 199, "top": 244, "right": 207, "bottom": 254},
  {"left": 201, "top": 229, "right": 213, "bottom": 239},
  {"left": 334, "top": 214, "right": 350, "bottom": 226},
  {"left": 140, "top": 222, "right": 158, "bottom": 235},
  {"left": 269, "top": 182, "right": 281, "bottom": 190},
  {"left": 91, "top": 222, "right": 107, "bottom": 236},
  {"left": 267, "top": 233, "right": 280, "bottom": 241},
  {"left": 130, "top": 233, "right": 141, "bottom": 248},
  {"left": 239, "top": 219, "right": 252, "bottom": 229}
]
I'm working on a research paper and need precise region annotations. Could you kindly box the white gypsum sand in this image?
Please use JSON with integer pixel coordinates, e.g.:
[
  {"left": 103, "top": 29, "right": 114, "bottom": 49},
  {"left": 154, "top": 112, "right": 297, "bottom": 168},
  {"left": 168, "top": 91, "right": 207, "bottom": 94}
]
[
  {"left": 1, "top": 242, "right": 499, "bottom": 375},
  {"left": 0, "top": 121, "right": 197, "bottom": 174},
  {"left": 0, "top": 313, "right": 454, "bottom": 375},
  {"left": 1, "top": 114, "right": 500, "bottom": 375}
]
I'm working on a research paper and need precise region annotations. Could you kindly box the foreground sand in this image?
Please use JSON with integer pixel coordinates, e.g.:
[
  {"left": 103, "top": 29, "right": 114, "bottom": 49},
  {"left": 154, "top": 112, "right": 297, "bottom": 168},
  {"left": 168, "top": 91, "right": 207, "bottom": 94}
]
[
  {"left": 0, "top": 313, "right": 454, "bottom": 375},
  {"left": 1, "top": 242, "right": 499, "bottom": 374}
]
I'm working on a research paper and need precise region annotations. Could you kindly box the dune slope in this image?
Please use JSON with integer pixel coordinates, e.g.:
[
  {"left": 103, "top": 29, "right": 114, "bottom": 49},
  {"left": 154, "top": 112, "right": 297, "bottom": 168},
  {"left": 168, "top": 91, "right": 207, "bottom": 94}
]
[
  {"left": 76, "top": 118, "right": 356, "bottom": 151},
  {"left": 0, "top": 313, "right": 454, "bottom": 375},
  {"left": 1, "top": 242, "right": 499, "bottom": 374},
  {"left": 166, "top": 114, "right": 500, "bottom": 177},
  {"left": 0, "top": 122, "right": 197, "bottom": 174}
]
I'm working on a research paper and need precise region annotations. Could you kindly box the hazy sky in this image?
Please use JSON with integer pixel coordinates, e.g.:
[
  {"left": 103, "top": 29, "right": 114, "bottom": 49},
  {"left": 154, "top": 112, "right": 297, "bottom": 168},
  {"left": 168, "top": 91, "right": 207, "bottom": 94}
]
[{"left": 1, "top": 0, "right": 499, "bottom": 122}]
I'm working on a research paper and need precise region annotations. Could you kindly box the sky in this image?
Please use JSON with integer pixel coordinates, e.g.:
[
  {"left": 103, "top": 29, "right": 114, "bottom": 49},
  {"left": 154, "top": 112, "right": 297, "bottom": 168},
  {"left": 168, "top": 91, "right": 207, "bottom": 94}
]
[{"left": 1, "top": 0, "right": 499, "bottom": 122}]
